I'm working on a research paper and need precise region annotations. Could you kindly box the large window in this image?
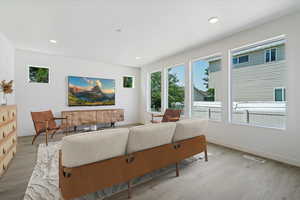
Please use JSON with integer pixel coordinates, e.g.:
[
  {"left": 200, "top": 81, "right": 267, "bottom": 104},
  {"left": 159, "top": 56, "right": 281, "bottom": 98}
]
[
  {"left": 150, "top": 71, "right": 162, "bottom": 112},
  {"left": 192, "top": 56, "right": 222, "bottom": 120},
  {"left": 167, "top": 65, "right": 185, "bottom": 112},
  {"left": 231, "top": 38, "right": 287, "bottom": 129}
]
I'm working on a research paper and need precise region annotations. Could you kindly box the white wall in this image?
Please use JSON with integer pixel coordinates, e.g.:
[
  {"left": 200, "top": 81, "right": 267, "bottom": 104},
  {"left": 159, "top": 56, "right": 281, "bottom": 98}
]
[
  {"left": 140, "top": 12, "right": 300, "bottom": 166},
  {"left": 0, "top": 32, "right": 15, "bottom": 104},
  {"left": 15, "top": 50, "right": 140, "bottom": 136}
]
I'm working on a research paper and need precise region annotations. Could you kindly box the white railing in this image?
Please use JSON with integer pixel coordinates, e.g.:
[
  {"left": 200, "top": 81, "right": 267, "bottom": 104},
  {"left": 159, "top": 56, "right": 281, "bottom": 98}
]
[{"left": 192, "top": 101, "right": 287, "bottom": 129}]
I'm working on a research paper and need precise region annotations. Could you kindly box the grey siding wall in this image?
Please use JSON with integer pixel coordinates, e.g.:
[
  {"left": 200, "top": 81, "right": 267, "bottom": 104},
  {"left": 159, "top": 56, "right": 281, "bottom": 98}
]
[
  {"left": 207, "top": 56, "right": 286, "bottom": 102},
  {"left": 208, "top": 59, "right": 221, "bottom": 73},
  {"left": 193, "top": 87, "right": 206, "bottom": 101},
  {"left": 232, "top": 60, "right": 287, "bottom": 102},
  {"left": 208, "top": 70, "right": 222, "bottom": 101},
  {"left": 208, "top": 59, "right": 222, "bottom": 101},
  {"left": 233, "top": 44, "right": 285, "bottom": 68}
]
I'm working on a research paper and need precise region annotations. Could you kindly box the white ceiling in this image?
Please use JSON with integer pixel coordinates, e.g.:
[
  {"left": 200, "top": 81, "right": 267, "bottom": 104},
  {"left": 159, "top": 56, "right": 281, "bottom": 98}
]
[{"left": 0, "top": 0, "right": 299, "bottom": 67}]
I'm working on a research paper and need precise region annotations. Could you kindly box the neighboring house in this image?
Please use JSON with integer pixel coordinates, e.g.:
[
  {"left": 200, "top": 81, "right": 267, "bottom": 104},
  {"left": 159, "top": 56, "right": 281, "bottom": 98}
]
[
  {"left": 232, "top": 43, "right": 286, "bottom": 102},
  {"left": 207, "top": 59, "right": 222, "bottom": 101},
  {"left": 193, "top": 58, "right": 222, "bottom": 102},
  {"left": 203, "top": 42, "right": 286, "bottom": 103},
  {"left": 193, "top": 86, "right": 208, "bottom": 101}
]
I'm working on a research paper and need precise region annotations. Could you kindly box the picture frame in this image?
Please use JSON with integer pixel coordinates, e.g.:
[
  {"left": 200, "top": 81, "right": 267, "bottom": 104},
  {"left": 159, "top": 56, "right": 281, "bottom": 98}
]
[
  {"left": 28, "top": 65, "right": 50, "bottom": 84},
  {"left": 68, "top": 76, "right": 115, "bottom": 106},
  {"left": 123, "top": 76, "right": 135, "bottom": 88}
]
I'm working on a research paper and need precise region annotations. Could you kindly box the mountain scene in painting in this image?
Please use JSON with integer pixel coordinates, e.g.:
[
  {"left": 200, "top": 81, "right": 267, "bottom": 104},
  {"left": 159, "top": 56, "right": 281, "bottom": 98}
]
[{"left": 68, "top": 76, "right": 115, "bottom": 106}]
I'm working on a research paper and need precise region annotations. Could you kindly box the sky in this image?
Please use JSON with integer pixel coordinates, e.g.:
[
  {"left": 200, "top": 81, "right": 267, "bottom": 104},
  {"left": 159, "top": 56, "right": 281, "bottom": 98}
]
[
  {"left": 168, "top": 61, "right": 209, "bottom": 91},
  {"left": 168, "top": 65, "right": 185, "bottom": 86},
  {"left": 68, "top": 76, "right": 115, "bottom": 92},
  {"left": 192, "top": 60, "right": 209, "bottom": 91}
]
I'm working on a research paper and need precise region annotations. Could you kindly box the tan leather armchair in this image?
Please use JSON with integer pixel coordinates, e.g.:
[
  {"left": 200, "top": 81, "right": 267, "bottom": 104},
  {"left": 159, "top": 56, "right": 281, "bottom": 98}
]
[{"left": 151, "top": 109, "right": 181, "bottom": 123}]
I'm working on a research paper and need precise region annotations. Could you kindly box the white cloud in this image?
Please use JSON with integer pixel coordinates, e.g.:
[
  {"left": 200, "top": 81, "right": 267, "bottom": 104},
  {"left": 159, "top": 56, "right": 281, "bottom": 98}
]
[{"left": 95, "top": 80, "right": 102, "bottom": 88}]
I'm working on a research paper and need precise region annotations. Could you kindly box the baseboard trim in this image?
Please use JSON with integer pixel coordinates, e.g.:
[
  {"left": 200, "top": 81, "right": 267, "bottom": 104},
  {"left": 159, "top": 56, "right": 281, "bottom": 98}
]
[{"left": 207, "top": 137, "right": 300, "bottom": 168}]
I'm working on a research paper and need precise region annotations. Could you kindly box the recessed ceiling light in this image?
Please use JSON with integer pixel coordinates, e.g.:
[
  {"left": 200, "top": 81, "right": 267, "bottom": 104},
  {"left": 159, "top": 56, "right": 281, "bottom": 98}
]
[
  {"left": 208, "top": 17, "right": 219, "bottom": 24},
  {"left": 49, "top": 40, "right": 57, "bottom": 44},
  {"left": 136, "top": 57, "right": 141, "bottom": 60}
]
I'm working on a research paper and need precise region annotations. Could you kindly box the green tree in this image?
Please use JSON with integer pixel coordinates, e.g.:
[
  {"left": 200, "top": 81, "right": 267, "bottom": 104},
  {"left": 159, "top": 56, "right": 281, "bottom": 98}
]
[
  {"left": 150, "top": 71, "right": 185, "bottom": 111},
  {"left": 36, "top": 68, "right": 49, "bottom": 83},
  {"left": 168, "top": 72, "right": 184, "bottom": 109},
  {"left": 203, "top": 68, "right": 209, "bottom": 89},
  {"left": 29, "top": 67, "right": 49, "bottom": 83},
  {"left": 151, "top": 72, "right": 162, "bottom": 112},
  {"left": 202, "top": 67, "right": 215, "bottom": 101}
]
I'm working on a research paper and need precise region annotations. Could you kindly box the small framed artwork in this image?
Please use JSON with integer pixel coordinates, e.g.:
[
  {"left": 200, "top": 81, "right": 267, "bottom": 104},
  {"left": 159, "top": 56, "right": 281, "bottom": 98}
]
[
  {"left": 28, "top": 65, "right": 50, "bottom": 83},
  {"left": 123, "top": 76, "right": 135, "bottom": 88}
]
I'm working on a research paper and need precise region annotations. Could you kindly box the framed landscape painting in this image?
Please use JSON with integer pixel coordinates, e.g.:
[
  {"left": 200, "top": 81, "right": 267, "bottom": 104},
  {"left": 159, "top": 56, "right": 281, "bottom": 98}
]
[
  {"left": 28, "top": 65, "right": 49, "bottom": 83},
  {"left": 68, "top": 76, "right": 115, "bottom": 106}
]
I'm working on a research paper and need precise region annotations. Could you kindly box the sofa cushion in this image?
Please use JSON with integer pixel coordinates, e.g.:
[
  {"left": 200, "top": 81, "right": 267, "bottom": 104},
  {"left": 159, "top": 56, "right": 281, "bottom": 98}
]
[
  {"left": 62, "top": 128, "right": 129, "bottom": 168},
  {"left": 173, "top": 119, "right": 207, "bottom": 142},
  {"left": 127, "top": 122, "right": 176, "bottom": 154}
]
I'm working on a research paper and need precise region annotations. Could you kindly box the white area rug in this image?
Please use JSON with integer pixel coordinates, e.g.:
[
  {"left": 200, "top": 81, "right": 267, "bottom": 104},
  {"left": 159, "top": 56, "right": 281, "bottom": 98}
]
[{"left": 24, "top": 141, "right": 206, "bottom": 200}]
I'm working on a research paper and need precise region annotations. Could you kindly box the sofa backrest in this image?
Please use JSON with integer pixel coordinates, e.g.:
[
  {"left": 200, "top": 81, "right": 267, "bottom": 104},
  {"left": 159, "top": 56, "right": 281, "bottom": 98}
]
[
  {"left": 126, "top": 122, "right": 176, "bottom": 154},
  {"left": 61, "top": 128, "right": 129, "bottom": 167},
  {"left": 173, "top": 119, "right": 207, "bottom": 142},
  {"left": 61, "top": 120, "right": 207, "bottom": 168}
]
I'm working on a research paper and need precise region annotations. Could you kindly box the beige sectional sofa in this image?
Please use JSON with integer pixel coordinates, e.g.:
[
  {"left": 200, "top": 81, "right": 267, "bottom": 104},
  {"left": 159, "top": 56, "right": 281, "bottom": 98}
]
[{"left": 59, "top": 119, "right": 208, "bottom": 200}]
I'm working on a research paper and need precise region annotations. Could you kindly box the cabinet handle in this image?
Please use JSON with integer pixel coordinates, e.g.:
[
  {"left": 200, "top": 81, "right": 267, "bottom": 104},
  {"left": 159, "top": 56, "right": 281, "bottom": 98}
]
[
  {"left": 2, "top": 132, "right": 5, "bottom": 138},
  {"left": 3, "top": 164, "right": 6, "bottom": 170},
  {"left": 2, "top": 116, "right": 5, "bottom": 122},
  {"left": 3, "top": 148, "right": 6, "bottom": 154}
]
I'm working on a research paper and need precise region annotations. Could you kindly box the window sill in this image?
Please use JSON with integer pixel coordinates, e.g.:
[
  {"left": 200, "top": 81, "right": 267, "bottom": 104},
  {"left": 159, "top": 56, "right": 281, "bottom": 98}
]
[
  {"left": 229, "top": 122, "right": 286, "bottom": 131},
  {"left": 190, "top": 116, "right": 221, "bottom": 122},
  {"left": 148, "top": 111, "right": 163, "bottom": 115}
]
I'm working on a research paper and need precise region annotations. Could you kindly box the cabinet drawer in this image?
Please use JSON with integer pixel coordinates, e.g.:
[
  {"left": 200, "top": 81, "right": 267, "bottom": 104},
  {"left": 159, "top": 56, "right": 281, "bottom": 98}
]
[
  {"left": 96, "top": 110, "right": 112, "bottom": 123},
  {"left": 0, "top": 121, "right": 16, "bottom": 141},
  {"left": 0, "top": 126, "right": 9, "bottom": 140},
  {"left": 0, "top": 145, "right": 16, "bottom": 176},
  {"left": 8, "top": 121, "right": 17, "bottom": 133},
  {"left": 7, "top": 108, "right": 16, "bottom": 120},
  {"left": 0, "top": 110, "right": 8, "bottom": 126},
  {"left": 1, "top": 134, "right": 16, "bottom": 157}
]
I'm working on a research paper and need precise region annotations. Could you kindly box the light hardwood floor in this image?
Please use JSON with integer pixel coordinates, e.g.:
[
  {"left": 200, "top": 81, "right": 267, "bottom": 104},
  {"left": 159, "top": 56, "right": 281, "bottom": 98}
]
[{"left": 1, "top": 128, "right": 300, "bottom": 200}]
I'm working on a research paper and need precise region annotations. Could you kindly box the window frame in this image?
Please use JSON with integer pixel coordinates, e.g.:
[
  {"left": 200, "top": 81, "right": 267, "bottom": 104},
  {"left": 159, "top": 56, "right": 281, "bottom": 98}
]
[
  {"left": 265, "top": 47, "right": 278, "bottom": 63},
  {"left": 233, "top": 54, "right": 249, "bottom": 65},
  {"left": 190, "top": 53, "right": 222, "bottom": 121},
  {"left": 123, "top": 75, "right": 135, "bottom": 88},
  {"left": 238, "top": 55, "right": 249, "bottom": 64},
  {"left": 148, "top": 69, "right": 163, "bottom": 114},
  {"left": 166, "top": 63, "right": 186, "bottom": 115},
  {"left": 274, "top": 87, "right": 286, "bottom": 102},
  {"left": 229, "top": 35, "right": 287, "bottom": 130}
]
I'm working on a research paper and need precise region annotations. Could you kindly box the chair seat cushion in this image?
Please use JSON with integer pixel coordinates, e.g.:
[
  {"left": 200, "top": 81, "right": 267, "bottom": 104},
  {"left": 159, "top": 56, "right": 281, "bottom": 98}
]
[
  {"left": 62, "top": 128, "right": 129, "bottom": 167},
  {"left": 127, "top": 122, "right": 176, "bottom": 154},
  {"left": 173, "top": 119, "right": 207, "bottom": 142}
]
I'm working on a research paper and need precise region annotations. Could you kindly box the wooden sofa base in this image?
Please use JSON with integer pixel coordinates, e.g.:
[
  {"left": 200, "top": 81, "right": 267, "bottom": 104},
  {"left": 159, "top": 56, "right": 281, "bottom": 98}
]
[{"left": 59, "top": 135, "right": 207, "bottom": 200}]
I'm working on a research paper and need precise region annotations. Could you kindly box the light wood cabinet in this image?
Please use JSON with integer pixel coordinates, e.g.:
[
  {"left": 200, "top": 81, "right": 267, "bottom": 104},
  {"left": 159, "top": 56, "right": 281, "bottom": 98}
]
[
  {"left": 0, "top": 105, "right": 17, "bottom": 177},
  {"left": 62, "top": 109, "right": 124, "bottom": 128}
]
